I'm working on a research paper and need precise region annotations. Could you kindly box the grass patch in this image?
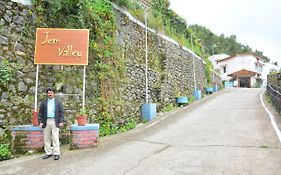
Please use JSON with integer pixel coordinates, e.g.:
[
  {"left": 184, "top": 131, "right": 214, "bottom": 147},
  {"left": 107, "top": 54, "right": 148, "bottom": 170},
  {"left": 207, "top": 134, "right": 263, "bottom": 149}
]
[
  {"left": 260, "top": 145, "right": 269, "bottom": 148},
  {"left": 161, "top": 103, "right": 177, "bottom": 113}
]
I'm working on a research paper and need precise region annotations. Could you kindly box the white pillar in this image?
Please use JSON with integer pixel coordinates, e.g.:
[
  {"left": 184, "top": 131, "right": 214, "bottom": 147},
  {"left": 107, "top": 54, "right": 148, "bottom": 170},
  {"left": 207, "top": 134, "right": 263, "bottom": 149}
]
[
  {"left": 34, "top": 64, "right": 39, "bottom": 111},
  {"left": 82, "top": 66, "right": 86, "bottom": 109},
  {"left": 191, "top": 34, "right": 197, "bottom": 90},
  {"left": 145, "top": 10, "right": 148, "bottom": 103}
]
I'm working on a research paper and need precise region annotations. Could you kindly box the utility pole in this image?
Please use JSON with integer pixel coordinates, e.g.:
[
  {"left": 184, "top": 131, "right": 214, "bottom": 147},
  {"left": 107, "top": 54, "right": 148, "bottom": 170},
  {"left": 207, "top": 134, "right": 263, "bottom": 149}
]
[
  {"left": 141, "top": 0, "right": 149, "bottom": 103},
  {"left": 191, "top": 33, "right": 197, "bottom": 90},
  {"left": 140, "top": 0, "right": 156, "bottom": 122}
]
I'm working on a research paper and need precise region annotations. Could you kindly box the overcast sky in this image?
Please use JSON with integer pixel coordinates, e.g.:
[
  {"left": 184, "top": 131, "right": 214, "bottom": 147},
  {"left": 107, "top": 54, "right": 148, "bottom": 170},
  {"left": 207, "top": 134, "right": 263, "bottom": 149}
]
[{"left": 169, "top": 0, "right": 281, "bottom": 65}]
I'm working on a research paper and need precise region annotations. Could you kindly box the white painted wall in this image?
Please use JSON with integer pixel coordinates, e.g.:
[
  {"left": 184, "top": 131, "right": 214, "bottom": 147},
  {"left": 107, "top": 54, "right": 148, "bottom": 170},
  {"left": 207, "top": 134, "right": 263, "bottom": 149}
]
[
  {"left": 208, "top": 54, "right": 230, "bottom": 80},
  {"left": 11, "top": 0, "right": 32, "bottom": 5},
  {"left": 217, "top": 54, "right": 263, "bottom": 82},
  {"left": 251, "top": 76, "right": 256, "bottom": 87},
  {"left": 208, "top": 54, "right": 229, "bottom": 66}
]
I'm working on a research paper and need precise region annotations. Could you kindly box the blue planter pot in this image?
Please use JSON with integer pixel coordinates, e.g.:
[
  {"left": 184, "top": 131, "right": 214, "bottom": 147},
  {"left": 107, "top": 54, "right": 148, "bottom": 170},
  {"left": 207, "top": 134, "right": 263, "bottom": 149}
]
[
  {"left": 213, "top": 85, "right": 218, "bottom": 92},
  {"left": 193, "top": 90, "right": 202, "bottom": 100},
  {"left": 224, "top": 81, "right": 234, "bottom": 88},
  {"left": 141, "top": 103, "right": 157, "bottom": 121},
  {"left": 176, "top": 96, "right": 188, "bottom": 104},
  {"left": 205, "top": 87, "right": 213, "bottom": 94}
]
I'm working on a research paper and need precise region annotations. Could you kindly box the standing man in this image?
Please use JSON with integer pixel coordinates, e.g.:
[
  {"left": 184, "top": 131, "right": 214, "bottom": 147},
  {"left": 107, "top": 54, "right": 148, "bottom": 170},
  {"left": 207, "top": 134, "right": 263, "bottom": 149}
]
[{"left": 39, "top": 88, "right": 64, "bottom": 160}]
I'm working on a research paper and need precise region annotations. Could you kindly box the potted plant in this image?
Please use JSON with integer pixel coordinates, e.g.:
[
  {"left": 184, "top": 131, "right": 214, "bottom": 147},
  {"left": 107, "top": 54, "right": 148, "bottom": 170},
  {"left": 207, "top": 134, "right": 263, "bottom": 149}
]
[
  {"left": 141, "top": 103, "right": 157, "bottom": 121},
  {"left": 77, "top": 108, "right": 87, "bottom": 126},
  {"left": 176, "top": 96, "right": 188, "bottom": 104},
  {"left": 193, "top": 89, "right": 202, "bottom": 100},
  {"left": 205, "top": 83, "right": 214, "bottom": 94},
  {"left": 175, "top": 89, "right": 188, "bottom": 105},
  {"left": 213, "top": 84, "right": 219, "bottom": 92}
]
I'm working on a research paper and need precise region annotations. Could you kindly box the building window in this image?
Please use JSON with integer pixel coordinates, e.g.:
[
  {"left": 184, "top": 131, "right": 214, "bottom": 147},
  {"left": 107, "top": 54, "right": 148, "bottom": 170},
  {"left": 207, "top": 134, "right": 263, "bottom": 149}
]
[{"left": 223, "top": 66, "right": 227, "bottom": 73}]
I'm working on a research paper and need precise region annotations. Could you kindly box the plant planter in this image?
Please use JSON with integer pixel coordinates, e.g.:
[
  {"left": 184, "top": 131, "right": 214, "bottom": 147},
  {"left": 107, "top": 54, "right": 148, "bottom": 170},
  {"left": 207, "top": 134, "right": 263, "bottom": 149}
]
[
  {"left": 205, "top": 87, "right": 213, "bottom": 94},
  {"left": 193, "top": 90, "right": 202, "bottom": 100},
  {"left": 77, "top": 115, "right": 87, "bottom": 126},
  {"left": 141, "top": 103, "right": 157, "bottom": 121},
  {"left": 10, "top": 125, "right": 44, "bottom": 153},
  {"left": 213, "top": 85, "right": 218, "bottom": 92},
  {"left": 176, "top": 96, "right": 188, "bottom": 104},
  {"left": 70, "top": 124, "right": 100, "bottom": 149},
  {"left": 224, "top": 81, "right": 234, "bottom": 88}
]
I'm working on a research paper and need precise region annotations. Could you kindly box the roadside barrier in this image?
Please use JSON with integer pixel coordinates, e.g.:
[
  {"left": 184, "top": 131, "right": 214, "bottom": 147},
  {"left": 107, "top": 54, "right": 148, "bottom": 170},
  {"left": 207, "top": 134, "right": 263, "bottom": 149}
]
[{"left": 266, "top": 84, "right": 281, "bottom": 112}]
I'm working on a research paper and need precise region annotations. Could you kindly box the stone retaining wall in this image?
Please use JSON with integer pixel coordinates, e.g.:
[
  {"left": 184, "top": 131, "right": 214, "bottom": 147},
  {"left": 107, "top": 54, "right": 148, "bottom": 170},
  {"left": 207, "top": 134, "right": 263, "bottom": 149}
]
[
  {"left": 0, "top": 1, "right": 220, "bottom": 127},
  {"left": 114, "top": 5, "right": 208, "bottom": 115}
]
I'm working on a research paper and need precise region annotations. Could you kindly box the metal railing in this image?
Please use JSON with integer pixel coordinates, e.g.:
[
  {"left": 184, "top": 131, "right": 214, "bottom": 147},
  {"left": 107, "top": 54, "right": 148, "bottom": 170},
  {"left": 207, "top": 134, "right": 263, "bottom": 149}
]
[{"left": 267, "top": 84, "right": 281, "bottom": 112}]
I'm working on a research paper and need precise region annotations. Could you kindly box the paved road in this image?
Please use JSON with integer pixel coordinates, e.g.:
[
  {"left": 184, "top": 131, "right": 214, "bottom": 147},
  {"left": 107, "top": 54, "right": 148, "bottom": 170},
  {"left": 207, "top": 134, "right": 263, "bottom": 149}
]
[{"left": 1, "top": 88, "right": 281, "bottom": 175}]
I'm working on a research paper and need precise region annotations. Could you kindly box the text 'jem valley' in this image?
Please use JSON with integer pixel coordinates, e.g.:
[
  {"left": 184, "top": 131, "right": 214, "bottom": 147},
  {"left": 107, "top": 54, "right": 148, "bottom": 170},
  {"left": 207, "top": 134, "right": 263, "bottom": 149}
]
[{"left": 41, "top": 32, "right": 83, "bottom": 59}]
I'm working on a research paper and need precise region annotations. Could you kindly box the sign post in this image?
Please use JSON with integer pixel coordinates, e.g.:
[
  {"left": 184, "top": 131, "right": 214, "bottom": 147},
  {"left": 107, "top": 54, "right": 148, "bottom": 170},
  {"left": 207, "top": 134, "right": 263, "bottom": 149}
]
[
  {"left": 34, "top": 28, "right": 89, "bottom": 111},
  {"left": 34, "top": 64, "right": 39, "bottom": 111},
  {"left": 82, "top": 66, "right": 86, "bottom": 109}
]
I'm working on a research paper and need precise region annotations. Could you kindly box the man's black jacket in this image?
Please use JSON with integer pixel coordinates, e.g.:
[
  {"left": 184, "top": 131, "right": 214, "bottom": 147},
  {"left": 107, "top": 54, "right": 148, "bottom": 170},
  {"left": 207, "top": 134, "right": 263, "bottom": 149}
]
[{"left": 39, "top": 99, "right": 64, "bottom": 128}]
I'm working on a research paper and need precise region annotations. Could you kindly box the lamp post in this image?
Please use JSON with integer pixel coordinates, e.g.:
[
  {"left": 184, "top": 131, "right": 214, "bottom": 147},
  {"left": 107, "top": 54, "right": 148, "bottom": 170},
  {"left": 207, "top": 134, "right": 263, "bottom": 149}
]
[
  {"left": 190, "top": 33, "right": 197, "bottom": 90},
  {"left": 140, "top": 0, "right": 157, "bottom": 121},
  {"left": 145, "top": 7, "right": 148, "bottom": 103},
  {"left": 190, "top": 32, "right": 202, "bottom": 100},
  {"left": 140, "top": 0, "right": 148, "bottom": 103}
]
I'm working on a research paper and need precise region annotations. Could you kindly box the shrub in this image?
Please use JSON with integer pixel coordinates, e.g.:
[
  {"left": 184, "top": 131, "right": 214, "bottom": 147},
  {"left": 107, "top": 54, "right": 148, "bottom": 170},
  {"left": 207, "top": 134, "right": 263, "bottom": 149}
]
[
  {"left": 161, "top": 103, "right": 177, "bottom": 113},
  {"left": 0, "top": 144, "right": 12, "bottom": 161},
  {"left": 116, "top": 0, "right": 131, "bottom": 8},
  {"left": 0, "top": 59, "right": 18, "bottom": 88},
  {"left": 98, "top": 116, "right": 137, "bottom": 137},
  {"left": 148, "top": 12, "right": 164, "bottom": 32},
  {"left": 188, "top": 96, "right": 195, "bottom": 103}
]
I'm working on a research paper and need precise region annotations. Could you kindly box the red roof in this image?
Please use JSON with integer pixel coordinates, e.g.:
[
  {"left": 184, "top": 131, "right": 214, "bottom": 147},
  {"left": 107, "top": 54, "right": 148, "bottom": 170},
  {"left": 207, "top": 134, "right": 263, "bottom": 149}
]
[
  {"left": 227, "top": 69, "right": 261, "bottom": 77},
  {"left": 217, "top": 53, "right": 263, "bottom": 63}
]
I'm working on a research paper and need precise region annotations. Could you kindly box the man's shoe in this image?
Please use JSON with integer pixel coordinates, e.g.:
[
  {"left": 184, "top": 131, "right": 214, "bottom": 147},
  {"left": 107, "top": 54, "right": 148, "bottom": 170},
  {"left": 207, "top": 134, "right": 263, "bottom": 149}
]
[
  {"left": 54, "top": 155, "right": 60, "bottom": 160},
  {"left": 43, "top": 155, "right": 52, "bottom": 159}
]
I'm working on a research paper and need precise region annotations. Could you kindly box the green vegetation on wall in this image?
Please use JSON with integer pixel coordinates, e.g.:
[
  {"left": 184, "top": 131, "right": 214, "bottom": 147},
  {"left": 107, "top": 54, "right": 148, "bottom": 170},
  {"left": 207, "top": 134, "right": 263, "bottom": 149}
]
[
  {"left": 32, "top": 0, "right": 128, "bottom": 133},
  {"left": 0, "top": 144, "right": 12, "bottom": 160},
  {"left": 111, "top": 0, "right": 271, "bottom": 81},
  {"left": 0, "top": 125, "right": 12, "bottom": 160},
  {"left": 0, "top": 59, "right": 19, "bottom": 89}
]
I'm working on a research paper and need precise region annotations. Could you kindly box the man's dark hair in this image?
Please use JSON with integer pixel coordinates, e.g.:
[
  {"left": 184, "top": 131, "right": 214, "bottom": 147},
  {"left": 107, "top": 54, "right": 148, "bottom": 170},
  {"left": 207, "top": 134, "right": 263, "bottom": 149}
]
[{"left": 46, "top": 88, "right": 55, "bottom": 93}]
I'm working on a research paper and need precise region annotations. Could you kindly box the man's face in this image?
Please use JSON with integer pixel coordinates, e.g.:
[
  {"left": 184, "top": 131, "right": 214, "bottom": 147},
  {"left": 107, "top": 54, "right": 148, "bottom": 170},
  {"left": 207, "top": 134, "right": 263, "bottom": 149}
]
[{"left": 47, "top": 90, "right": 54, "bottom": 99}]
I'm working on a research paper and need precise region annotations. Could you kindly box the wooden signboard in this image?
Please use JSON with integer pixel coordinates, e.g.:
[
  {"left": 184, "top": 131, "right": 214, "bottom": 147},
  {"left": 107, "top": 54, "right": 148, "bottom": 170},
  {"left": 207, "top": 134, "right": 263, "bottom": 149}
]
[{"left": 34, "top": 28, "right": 89, "bottom": 65}]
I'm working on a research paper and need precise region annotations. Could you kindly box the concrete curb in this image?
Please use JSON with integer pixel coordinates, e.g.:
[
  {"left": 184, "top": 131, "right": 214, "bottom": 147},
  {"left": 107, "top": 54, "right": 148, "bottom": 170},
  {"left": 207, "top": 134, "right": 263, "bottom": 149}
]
[{"left": 260, "top": 90, "right": 281, "bottom": 143}]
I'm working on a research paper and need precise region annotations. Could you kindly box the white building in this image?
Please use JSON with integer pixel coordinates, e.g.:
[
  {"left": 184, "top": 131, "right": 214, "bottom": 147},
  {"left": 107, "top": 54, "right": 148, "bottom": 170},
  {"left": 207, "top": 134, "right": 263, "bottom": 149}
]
[
  {"left": 260, "top": 62, "right": 281, "bottom": 87},
  {"left": 208, "top": 54, "right": 230, "bottom": 80},
  {"left": 208, "top": 54, "right": 229, "bottom": 69},
  {"left": 216, "top": 53, "right": 264, "bottom": 88}
]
